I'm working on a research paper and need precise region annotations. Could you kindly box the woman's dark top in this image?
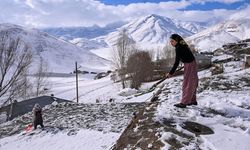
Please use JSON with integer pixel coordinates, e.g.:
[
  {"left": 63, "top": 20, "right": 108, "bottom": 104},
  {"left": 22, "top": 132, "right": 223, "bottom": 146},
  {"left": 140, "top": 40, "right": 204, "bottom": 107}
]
[{"left": 169, "top": 43, "right": 195, "bottom": 75}]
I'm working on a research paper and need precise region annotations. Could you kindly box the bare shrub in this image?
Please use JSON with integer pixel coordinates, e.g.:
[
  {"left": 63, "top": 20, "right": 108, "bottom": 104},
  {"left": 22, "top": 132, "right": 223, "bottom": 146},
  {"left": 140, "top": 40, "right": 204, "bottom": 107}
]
[{"left": 127, "top": 51, "right": 154, "bottom": 89}]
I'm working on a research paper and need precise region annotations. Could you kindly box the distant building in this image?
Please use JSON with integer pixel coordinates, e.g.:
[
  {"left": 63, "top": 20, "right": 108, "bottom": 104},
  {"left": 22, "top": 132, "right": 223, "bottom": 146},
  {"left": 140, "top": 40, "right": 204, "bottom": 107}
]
[
  {"left": 244, "top": 55, "right": 250, "bottom": 68},
  {"left": 194, "top": 53, "right": 212, "bottom": 69},
  {"left": 222, "top": 43, "right": 248, "bottom": 50},
  {"left": 94, "top": 72, "right": 109, "bottom": 79},
  {"left": 238, "top": 38, "right": 250, "bottom": 43}
]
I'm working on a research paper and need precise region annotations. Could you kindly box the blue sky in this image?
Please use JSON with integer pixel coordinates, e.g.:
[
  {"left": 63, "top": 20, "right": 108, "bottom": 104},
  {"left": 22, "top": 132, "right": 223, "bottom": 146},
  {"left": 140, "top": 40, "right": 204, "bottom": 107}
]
[
  {"left": 0, "top": 0, "right": 249, "bottom": 27},
  {"left": 184, "top": 2, "right": 244, "bottom": 10},
  {"left": 98, "top": 0, "right": 248, "bottom": 10}
]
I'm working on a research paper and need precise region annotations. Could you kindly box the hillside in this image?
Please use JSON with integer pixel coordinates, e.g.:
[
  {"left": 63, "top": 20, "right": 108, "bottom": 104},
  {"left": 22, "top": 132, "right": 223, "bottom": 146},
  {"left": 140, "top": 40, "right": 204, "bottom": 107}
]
[
  {"left": 188, "top": 8, "right": 250, "bottom": 52},
  {"left": 0, "top": 23, "right": 111, "bottom": 73}
]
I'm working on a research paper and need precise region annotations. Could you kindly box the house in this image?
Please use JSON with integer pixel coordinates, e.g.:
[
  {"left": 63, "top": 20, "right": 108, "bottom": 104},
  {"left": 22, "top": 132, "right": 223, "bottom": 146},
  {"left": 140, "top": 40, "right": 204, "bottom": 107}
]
[
  {"left": 238, "top": 38, "right": 250, "bottom": 43},
  {"left": 222, "top": 43, "right": 248, "bottom": 50},
  {"left": 0, "top": 96, "right": 71, "bottom": 122},
  {"left": 194, "top": 53, "right": 212, "bottom": 69},
  {"left": 94, "top": 72, "right": 109, "bottom": 79},
  {"left": 244, "top": 55, "right": 250, "bottom": 68}
]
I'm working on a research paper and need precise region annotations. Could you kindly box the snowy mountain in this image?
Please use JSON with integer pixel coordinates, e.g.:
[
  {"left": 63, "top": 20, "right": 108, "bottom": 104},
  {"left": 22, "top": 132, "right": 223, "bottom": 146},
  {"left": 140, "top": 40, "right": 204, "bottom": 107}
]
[
  {"left": 105, "top": 14, "right": 207, "bottom": 46},
  {"left": 0, "top": 23, "right": 111, "bottom": 73},
  {"left": 69, "top": 37, "right": 108, "bottom": 50},
  {"left": 42, "top": 21, "right": 126, "bottom": 40},
  {"left": 173, "top": 19, "right": 207, "bottom": 34},
  {"left": 40, "top": 14, "right": 208, "bottom": 53},
  {"left": 187, "top": 9, "right": 250, "bottom": 52}
]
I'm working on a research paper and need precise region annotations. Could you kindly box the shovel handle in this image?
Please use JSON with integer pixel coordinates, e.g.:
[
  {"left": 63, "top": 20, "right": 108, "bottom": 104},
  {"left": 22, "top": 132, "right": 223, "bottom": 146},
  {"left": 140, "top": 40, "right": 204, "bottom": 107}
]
[{"left": 152, "top": 66, "right": 184, "bottom": 87}]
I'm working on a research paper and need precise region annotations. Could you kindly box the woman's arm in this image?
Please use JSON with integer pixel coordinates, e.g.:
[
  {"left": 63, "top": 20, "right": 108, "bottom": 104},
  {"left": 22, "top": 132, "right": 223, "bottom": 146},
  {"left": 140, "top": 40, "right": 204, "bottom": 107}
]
[{"left": 169, "top": 48, "right": 180, "bottom": 75}]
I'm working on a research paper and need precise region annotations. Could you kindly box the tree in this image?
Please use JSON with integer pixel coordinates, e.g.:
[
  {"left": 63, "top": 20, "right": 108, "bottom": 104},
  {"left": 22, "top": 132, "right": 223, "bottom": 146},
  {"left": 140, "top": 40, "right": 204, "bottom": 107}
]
[
  {"left": 34, "top": 57, "right": 49, "bottom": 97},
  {"left": 127, "top": 51, "right": 154, "bottom": 89},
  {"left": 161, "top": 42, "right": 175, "bottom": 68},
  {"left": 0, "top": 33, "right": 32, "bottom": 105},
  {"left": 112, "top": 28, "right": 135, "bottom": 89}
]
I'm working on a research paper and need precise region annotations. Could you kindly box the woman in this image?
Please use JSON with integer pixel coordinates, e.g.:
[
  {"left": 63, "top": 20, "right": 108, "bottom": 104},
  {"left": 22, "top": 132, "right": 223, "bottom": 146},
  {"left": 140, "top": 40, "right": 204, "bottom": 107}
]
[{"left": 166, "top": 34, "right": 198, "bottom": 108}]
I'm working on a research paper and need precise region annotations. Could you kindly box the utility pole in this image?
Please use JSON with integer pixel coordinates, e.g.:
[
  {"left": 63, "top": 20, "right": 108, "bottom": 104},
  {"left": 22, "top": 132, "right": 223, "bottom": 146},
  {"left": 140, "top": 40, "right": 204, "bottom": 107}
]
[
  {"left": 75, "top": 61, "right": 79, "bottom": 103},
  {"left": 7, "top": 98, "right": 13, "bottom": 121}
]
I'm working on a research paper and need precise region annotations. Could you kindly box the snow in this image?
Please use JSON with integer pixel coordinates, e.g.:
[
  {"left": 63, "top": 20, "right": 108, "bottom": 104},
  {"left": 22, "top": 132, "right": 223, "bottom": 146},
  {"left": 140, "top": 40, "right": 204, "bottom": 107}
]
[
  {"left": 118, "top": 88, "right": 138, "bottom": 97},
  {"left": 0, "top": 112, "right": 7, "bottom": 124},
  {"left": 223, "top": 61, "right": 244, "bottom": 73},
  {"left": 43, "top": 73, "right": 159, "bottom": 104},
  {"left": 201, "top": 124, "right": 250, "bottom": 150},
  {"left": 212, "top": 54, "right": 233, "bottom": 62},
  {"left": 70, "top": 37, "right": 108, "bottom": 50},
  {"left": 47, "top": 75, "right": 123, "bottom": 103},
  {"left": 0, "top": 129, "right": 119, "bottom": 150},
  {"left": 154, "top": 67, "right": 250, "bottom": 150},
  {"left": 91, "top": 47, "right": 113, "bottom": 61}
]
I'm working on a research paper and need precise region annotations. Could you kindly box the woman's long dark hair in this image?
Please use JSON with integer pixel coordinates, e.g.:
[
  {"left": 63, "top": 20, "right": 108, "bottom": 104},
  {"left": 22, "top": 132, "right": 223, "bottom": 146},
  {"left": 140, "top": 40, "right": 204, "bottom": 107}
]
[{"left": 170, "top": 34, "right": 187, "bottom": 46}]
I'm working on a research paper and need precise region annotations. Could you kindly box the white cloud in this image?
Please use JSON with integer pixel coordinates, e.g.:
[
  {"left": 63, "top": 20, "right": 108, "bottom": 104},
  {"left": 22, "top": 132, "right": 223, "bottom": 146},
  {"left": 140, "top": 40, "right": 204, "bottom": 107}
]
[
  {"left": 0, "top": 0, "right": 247, "bottom": 27},
  {"left": 175, "top": 9, "right": 236, "bottom": 22},
  {"left": 188, "top": 0, "right": 244, "bottom": 4},
  {"left": 229, "top": 4, "right": 250, "bottom": 19}
]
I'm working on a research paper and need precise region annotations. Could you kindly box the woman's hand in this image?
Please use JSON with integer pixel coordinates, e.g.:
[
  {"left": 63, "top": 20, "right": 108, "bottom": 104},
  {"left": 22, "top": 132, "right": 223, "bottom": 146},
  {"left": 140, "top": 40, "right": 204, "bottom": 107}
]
[{"left": 165, "top": 73, "right": 173, "bottom": 78}]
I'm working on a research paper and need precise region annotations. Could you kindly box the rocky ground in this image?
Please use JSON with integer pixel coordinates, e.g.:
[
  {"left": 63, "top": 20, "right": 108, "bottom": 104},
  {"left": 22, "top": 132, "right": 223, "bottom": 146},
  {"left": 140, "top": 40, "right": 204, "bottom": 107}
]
[{"left": 0, "top": 102, "right": 146, "bottom": 139}]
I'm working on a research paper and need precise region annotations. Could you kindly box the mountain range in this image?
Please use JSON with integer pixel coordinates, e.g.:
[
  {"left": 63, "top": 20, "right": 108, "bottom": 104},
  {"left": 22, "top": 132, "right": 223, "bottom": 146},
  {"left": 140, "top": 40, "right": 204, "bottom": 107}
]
[
  {"left": 44, "top": 14, "right": 207, "bottom": 48},
  {"left": 1, "top": 11, "right": 249, "bottom": 73},
  {"left": 105, "top": 14, "right": 207, "bottom": 46},
  {"left": 42, "top": 21, "right": 126, "bottom": 41}
]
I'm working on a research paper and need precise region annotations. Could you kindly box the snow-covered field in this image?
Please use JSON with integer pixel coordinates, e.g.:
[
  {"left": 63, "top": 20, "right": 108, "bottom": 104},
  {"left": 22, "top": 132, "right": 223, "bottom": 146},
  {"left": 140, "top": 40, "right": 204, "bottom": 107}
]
[
  {"left": 46, "top": 73, "right": 155, "bottom": 103},
  {"left": 0, "top": 129, "right": 119, "bottom": 150}
]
